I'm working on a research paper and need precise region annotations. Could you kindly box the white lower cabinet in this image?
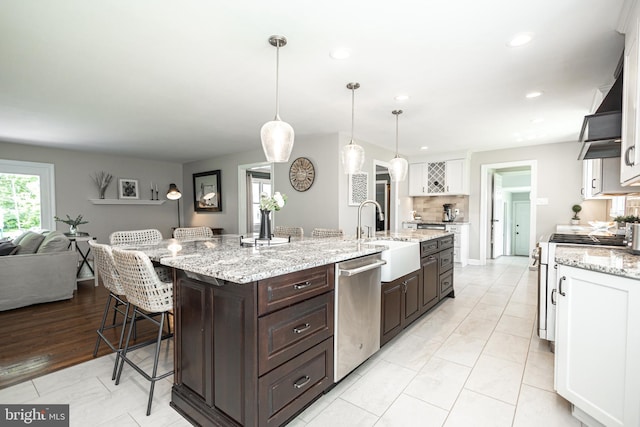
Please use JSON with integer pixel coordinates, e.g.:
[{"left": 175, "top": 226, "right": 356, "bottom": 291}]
[
  {"left": 445, "top": 223, "right": 468, "bottom": 266},
  {"left": 555, "top": 265, "right": 640, "bottom": 427}
]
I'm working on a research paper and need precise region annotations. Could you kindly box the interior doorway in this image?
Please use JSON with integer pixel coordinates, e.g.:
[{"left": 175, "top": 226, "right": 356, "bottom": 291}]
[
  {"left": 237, "top": 162, "right": 273, "bottom": 235},
  {"left": 374, "top": 161, "right": 394, "bottom": 232},
  {"left": 480, "top": 161, "right": 537, "bottom": 264}
]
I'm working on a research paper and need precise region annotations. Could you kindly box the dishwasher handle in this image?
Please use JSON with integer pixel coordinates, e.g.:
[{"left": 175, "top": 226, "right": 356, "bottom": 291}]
[{"left": 339, "top": 260, "right": 386, "bottom": 277}]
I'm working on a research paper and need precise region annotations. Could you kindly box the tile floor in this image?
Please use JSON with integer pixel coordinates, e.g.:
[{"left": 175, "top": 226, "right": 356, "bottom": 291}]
[{"left": 0, "top": 256, "right": 583, "bottom": 426}]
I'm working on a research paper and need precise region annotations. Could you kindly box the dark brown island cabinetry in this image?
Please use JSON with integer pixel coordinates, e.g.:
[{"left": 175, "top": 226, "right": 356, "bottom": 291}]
[
  {"left": 381, "top": 235, "right": 455, "bottom": 346},
  {"left": 170, "top": 264, "right": 335, "bottom": 427}
]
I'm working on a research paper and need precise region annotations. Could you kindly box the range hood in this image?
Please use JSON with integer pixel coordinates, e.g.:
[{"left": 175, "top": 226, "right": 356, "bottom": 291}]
[{"left": 578, "top": 55, "right": 623, "bottom": 160}]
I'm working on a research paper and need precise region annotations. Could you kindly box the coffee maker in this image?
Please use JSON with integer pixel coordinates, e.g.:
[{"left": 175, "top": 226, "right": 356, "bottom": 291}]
[{"left": 442, "top": 204, "right": 456, "bottom": 222}]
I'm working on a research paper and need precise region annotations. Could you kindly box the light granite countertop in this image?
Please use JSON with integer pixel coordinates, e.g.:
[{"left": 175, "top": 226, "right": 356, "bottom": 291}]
[
  {"left": 554, "top": 245, "right": 640, "bottom": 280},
  {"left": 120, "top": 230, "right": 451, "bottom": 284}
]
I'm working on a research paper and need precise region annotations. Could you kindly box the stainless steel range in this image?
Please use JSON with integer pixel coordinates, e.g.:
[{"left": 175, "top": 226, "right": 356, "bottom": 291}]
[{"left": 537, "top": 232, "right": 626, "bottom": 342}]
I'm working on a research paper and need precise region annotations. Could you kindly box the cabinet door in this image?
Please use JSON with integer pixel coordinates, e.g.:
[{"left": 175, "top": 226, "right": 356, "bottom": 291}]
[
  {"left": 555, "top": 266, "right": 640, "bottom": 427},
  {"left": 426, "top": 162, "right": 446, "bottom": 194},
  {"left": 403, "top": 272, "right": 421, "bottom": 326},
  {"left": 621, "top": 14, "right": 640, "bottom": 184},
  {"left": 420, "top": 254, "right": 439, "bottom": 313},
  {"left": 408, "top": 163, "right": 427, "bottom": 196},
  {"left": 445, "top": 159, "right": 465, "bottom": 194},
  {"left": 380, "top": 280, "right": 403, "bottom": 346}
]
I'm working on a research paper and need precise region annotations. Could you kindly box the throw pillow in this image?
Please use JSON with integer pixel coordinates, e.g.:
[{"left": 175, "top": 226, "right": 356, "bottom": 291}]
[
  {"left": 12, "top": 231, "right": 31, "bottom": 245},
  {"left": 15, "top": 231, "right": 45, "bottom": 254},
  {"left": 0, "top": 241, "right": 19, "bottom": 256},
  {"left": 37, "top": 231, "right": 71, "bottom": 253}
]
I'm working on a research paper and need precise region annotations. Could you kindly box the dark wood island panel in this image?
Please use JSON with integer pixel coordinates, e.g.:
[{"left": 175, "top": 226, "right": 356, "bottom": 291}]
[{"left": 170, "top": 264, "right": 335, "bottom": 427}]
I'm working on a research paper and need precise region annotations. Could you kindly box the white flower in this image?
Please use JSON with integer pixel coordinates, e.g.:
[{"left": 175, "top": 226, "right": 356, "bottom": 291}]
[
  {"left": 274, "top": 192, "right": 285, "bottom": 208},
  {"left": 259, "top": 191, "right": 288, "bottom": 211}
]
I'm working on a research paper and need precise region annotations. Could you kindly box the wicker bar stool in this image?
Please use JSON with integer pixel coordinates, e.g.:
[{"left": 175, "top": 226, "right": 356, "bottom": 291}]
[
  {"left": 173, "top": 226, "right": 213, "bottom": 239},
  {"left": 109, "top": 228, "right": 171, "bottom": 283},
  {"left": 273, "top": 226, "right": 304, "bottom": 238},
  {"left": 109, "top": 229, "right": 163, "bottom": 246},
  {"left": 112, "top": 248, "right": 174, "bottom": 416},
  {"left": 88, "top": 240, "right": 130, "bottom": 380},
  {"left": 311, "top": 228, "right": 344, "bottom": 238}
]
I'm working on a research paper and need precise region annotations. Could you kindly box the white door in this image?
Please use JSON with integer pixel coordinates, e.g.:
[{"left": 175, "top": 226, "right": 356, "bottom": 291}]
[
  {"left": 491, "top": 173, "right": 504, "bottom": 258},
  {"left": 513, "top": 200, "right": 530, "bottom": 256}
]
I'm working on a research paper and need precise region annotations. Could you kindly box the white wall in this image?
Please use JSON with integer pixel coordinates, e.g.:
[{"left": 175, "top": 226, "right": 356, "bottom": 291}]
[
  {"left": 0, "top": 141, "right": 183, "bottom": 243},
  {"left": 182, "top": 134, "right": 342, "bottom": 235},
  {"left": 468, "top": 141, "right": 607, "bottom": 260}
]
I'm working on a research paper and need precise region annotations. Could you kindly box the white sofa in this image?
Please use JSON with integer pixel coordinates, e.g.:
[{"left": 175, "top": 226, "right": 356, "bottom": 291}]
[{"left": 0, "top": 231, "right": 77, "bottom": 311}]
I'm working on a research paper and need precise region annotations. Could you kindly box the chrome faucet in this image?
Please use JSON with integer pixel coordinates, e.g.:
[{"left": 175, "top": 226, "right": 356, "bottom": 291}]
[{"left": 357, "top": 199, "right": 384, "bottom": 240}]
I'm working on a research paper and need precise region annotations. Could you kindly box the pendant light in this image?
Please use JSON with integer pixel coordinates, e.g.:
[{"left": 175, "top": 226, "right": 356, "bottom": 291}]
[
  {"left": 341, "top": 82, "right": 365, "bottom": 174},
  {"left": 261, "top": 35, "right": 295, "bottom": 163},
  {"left": 389, "top": 110, "right": 408, "bottom": 182}
]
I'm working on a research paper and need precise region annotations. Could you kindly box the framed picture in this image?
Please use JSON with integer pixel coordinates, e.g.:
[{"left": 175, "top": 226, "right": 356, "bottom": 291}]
[
  {"left": 348, "top": 172, "right": 368, "bottom": 206},
  {"left": 118, "top": 178, "right": 139, "bottom": 199},
  {"left": 193, "top": 170, "right": 222, "bottom": 212}
]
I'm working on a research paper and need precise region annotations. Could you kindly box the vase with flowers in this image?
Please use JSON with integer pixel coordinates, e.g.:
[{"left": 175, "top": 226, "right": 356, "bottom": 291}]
[
  {"left": 54, "top": 214, "right": 89, "bottom": 235},
  {"left": 258, "top": 191, "right": 287, "bottom": 240}
]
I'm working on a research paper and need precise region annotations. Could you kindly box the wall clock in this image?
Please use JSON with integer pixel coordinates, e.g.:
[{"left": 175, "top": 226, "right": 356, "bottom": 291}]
[{"left": 289, "top": 157, "right": 315, "bottom": 192}]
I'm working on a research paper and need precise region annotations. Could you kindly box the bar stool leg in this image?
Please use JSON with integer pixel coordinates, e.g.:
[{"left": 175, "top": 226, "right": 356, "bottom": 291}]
[
  {"left": 146, "top": 313, "right": 166, "bottom": 415},
  {"left": 115, "top": 306, "right": 137, "bottom": 386},
  {"left": 93, "top": 293, "right": 114, "bottom": 357},
  {"left": 112, "top": 302, "right": 131, "bottom": 380}
]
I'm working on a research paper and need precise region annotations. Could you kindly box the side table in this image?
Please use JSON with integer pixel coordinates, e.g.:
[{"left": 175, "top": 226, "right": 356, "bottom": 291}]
[{"left": 65, "top": 232, "right": 98, "bottom": 286}]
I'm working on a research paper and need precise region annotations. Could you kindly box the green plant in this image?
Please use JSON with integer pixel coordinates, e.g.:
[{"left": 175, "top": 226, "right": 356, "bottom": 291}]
[
  {"left": 614, "top": 215, "right": 640, "bottom": 223},
  {"left": 571, "top": 204, "right": 582, "bottom": 220},
  {"left": 54, "top": 214, "right": 88, "bottom": 227},
  {"left": 259, "top": 192, "right": 287, "bottom": 211}
]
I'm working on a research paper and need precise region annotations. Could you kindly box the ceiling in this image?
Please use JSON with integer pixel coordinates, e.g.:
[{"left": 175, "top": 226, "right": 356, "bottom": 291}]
[{"left": 0, "top": 1, "right": 627, "bottom": 163}]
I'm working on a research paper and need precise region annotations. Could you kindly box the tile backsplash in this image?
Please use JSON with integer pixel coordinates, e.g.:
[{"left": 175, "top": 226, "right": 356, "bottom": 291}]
[{"left": 412, "top": 195, "right": 469, "bottom": 222}]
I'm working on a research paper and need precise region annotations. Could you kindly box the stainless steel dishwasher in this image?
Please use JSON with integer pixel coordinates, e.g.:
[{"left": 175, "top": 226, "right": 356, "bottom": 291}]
[{"left": 334, "top": 253, "right": 386, "bottom": 381}]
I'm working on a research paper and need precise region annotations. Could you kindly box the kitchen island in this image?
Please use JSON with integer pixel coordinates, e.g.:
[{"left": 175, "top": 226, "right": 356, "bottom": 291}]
[{"left": 140, "top": 231, "right": 451, "bottom": 426}]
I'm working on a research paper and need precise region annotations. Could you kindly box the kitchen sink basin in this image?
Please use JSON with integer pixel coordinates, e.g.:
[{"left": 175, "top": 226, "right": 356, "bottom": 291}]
[{"left": 363, "top": 239, "right": 420, "bottom": 282}]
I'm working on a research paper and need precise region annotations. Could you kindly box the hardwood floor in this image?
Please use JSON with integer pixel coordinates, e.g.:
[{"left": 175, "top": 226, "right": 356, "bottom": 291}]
[{"left": 0, "top": 279, "right": 160, "bottom": 389}]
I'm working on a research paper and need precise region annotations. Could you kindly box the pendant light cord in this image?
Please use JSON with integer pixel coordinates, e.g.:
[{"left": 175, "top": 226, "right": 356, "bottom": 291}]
[
  {"left": 350, "top": 86, "right": 355, "bottom": 144},
  {"left": 274, "top": 41, "right": 280, "bottom": 120}
]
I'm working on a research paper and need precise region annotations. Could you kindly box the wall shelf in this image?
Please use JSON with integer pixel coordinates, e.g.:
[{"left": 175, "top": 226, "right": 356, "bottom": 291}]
[{"left": 89, "top": 199, "right": 166, "bottom": 205}]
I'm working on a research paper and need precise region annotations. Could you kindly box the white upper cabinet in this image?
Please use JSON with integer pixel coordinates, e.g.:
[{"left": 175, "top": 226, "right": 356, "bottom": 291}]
[
  {"left": 621, "top": 2, "right": 640, "bottom": 184},
  {"left": 408, "top": 158, "right": 469, "bottom": 196},
  {"left": 583, "top": 158, "right": 631, "bottom": 198}
]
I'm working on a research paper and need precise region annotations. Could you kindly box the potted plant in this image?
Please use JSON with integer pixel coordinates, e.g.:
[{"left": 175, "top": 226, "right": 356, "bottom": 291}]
[
  {"left": 54, "top": 214, "right": 88, "bottom": 235},
  {"left": 571, "top": 204, "right": 582, "bottom": 225}
]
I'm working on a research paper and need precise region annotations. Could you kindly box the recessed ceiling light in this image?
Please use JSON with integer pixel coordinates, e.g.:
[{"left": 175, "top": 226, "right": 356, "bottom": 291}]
[
  {"left": 508, "top": 33, "right": 533, "bottom": 47},
  {"left": 330, "top": 48, "right": 350, "bottom": 59},
  {"left": 526, "top": 91, "right": 543, "bottom": 99},
  {"left": 420, "top": 146, "right": 428, "bottom": 150},
  {"left": 395, "top": 94, "right": 410, "bottom": 101}
]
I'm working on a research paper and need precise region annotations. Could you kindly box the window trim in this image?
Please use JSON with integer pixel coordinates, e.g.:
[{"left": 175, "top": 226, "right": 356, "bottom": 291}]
[{"left": 0, "top": 159, "right": 56, "bottom": 232}]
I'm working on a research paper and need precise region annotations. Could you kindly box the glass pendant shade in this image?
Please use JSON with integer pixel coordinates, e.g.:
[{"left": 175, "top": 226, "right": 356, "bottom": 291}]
[
  {"left": 389, "top": 156, "right": 408, "bottom": 182},
  {"left": 389, "top": 109, "right": 407, "bottom": 182},
  {"left": 342, "top": 82, "right": 365, "bottom": 174},
  {"left": 261, "top": 35, "right": 294, "bottom": 163},
  {"left": 261, "top": 118, "right": 295, "bottom": 162},
  {"left": 341, "top": 141, "right": 365, "bottom": 175}
]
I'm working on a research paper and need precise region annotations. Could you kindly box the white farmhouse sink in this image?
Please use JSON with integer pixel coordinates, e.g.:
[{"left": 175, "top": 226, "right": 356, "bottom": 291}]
[{"left": 363, "top": 240, "right": 420, "bottom": 282}]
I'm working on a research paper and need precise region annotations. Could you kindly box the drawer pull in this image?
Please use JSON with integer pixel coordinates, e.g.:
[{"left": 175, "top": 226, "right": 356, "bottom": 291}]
[
  {"left": 293, "top": 323, "right": 311, "bottom": 334},
  {"left": 294, "top": 281, "right": 312, "bottom": 290},
  {"left": 293, "top": 375, "right": 311, "bottom": 389}
]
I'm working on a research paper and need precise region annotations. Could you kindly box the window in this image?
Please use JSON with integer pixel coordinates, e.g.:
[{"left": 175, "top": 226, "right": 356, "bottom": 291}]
[
  {"left": 251, "top": 178, "right": 271, "bottom": 233},
  {"left": 0, "top": 159, "right": 55, "bottom": 239}
]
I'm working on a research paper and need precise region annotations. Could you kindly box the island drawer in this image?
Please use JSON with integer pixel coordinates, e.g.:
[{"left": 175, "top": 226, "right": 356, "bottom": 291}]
[
  {"left": 440, "top": 269, "right": 453, "bottom": 296},
  {"left": 258, "top": 264, "right": 334, "bottom": 315},
  {"left": 258, "top": 337, "right": 333, "bottom": 427},
  {"left": 439, "top": 248, "right": 454, "bottom": 272},
  {"left": 258, "top": 292, "right": 334, "bottom": 376},
  {"left": 420, "top": 240, "right": 439, "bottom": 257},
  {"left": 438, "top": 235, "right": 454, "bottom": 249}
]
